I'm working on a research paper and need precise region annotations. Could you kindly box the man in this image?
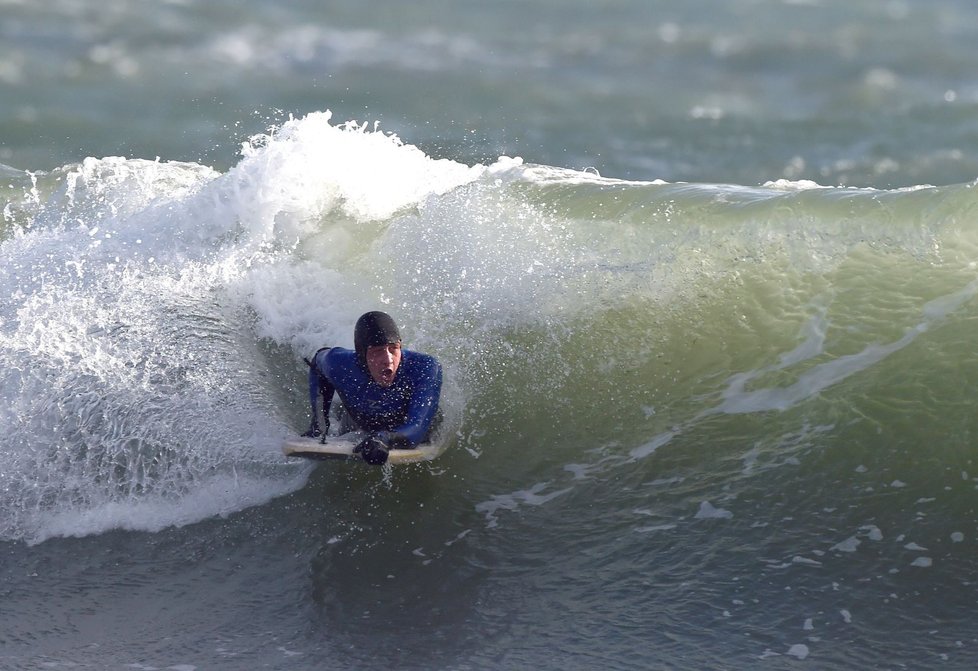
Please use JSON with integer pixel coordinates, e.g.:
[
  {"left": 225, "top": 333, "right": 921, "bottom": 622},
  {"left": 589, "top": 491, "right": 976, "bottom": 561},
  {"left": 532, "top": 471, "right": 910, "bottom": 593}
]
[{"left": 304, "top": 311, "right": 442, "bottom": 465}]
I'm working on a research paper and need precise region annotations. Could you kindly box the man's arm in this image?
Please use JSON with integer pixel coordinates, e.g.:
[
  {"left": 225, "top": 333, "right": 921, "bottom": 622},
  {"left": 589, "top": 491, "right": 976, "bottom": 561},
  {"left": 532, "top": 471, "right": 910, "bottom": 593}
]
[
  {"left": 303, "top": 348, "right": 334, "bottom": 437},
  {"left": 384, "top": 355, "right": 442, "bottom": 447}
]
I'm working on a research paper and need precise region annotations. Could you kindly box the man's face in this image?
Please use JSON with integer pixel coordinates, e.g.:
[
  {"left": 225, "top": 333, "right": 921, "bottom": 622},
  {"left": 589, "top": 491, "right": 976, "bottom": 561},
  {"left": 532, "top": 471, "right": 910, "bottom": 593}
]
[{"left": 365, "top": 342, "right": 402, "bottom": 387}]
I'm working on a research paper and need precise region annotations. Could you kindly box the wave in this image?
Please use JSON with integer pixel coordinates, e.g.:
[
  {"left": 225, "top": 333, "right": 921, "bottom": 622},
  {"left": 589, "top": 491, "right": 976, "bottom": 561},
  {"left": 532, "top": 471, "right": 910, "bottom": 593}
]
[{"left": 2, "top": 111, "right": 978, "bottom": 544}]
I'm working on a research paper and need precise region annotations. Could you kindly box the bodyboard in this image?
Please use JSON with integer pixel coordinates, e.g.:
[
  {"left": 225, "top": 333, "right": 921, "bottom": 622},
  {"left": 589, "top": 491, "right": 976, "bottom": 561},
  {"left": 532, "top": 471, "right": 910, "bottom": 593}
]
[{"left": 281, "top": 432, "right": 444, "bottom": 464}]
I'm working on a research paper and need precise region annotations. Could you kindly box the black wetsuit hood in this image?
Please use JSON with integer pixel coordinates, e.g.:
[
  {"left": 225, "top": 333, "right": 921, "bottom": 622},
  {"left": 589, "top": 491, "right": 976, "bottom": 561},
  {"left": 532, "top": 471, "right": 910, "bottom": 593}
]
[{"left": 354, "top": 311, "right": 401, "bottom": 368}]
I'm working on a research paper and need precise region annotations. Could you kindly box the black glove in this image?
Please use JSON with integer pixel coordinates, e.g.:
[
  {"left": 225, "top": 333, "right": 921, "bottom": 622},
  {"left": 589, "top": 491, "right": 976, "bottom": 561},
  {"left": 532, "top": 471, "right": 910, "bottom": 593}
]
[
  {"left": 302, "top": 420, "right": 321, "bottom": 438},
  {"left": 354, "top": 435, "right": 389, "bottom": 466}
]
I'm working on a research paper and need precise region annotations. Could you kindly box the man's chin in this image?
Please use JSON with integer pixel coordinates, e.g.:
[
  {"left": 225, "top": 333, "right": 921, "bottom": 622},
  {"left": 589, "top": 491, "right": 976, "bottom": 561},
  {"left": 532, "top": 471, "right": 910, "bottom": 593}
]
[{"left": 375, "top": 370, "right": 395, "bottom": 387}]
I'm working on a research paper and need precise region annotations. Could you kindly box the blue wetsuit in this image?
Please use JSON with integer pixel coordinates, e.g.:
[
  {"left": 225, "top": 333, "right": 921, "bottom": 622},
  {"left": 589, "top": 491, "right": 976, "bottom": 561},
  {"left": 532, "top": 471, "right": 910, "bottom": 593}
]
[{"left": 308, "top": 346, "right": 442, "bottom": 447}]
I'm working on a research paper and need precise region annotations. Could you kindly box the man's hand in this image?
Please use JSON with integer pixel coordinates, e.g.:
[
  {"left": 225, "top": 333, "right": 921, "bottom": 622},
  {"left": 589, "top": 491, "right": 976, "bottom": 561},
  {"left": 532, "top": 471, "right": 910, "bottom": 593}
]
[
  {"left": 301, "top": 420, "right": 322, "bottom": 438},
  {"left": 354, "top": 435, "right": 390, "bottom": 465}
]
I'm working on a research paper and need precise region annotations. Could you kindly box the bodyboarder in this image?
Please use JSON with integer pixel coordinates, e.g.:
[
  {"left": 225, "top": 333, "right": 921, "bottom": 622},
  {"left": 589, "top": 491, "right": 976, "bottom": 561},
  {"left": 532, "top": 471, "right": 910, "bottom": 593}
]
[{"left": 303, "top": 311, "right": 442, "bottom": 465}]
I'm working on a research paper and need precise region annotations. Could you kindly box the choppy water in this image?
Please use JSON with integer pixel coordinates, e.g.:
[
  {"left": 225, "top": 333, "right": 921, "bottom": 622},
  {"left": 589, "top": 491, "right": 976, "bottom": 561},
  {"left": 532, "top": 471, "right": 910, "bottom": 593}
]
[{"left": 3, "top": 1, "right": 978, "bottom": 669}]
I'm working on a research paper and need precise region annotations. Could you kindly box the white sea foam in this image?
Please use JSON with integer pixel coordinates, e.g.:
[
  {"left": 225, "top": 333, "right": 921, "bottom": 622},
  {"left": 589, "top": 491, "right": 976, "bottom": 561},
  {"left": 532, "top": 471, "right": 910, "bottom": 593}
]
[
  {"left": 787, "top": 644, "right": 810, "bottom": 660},
  {"left": 695, "top": 501, "right": 733, "bottom": 520},
  {"left": 475, "top": 483, "right": 571, "bottom": 529},
  {"left": 0, "top": 113, "right": 485, "bottom": 543}
]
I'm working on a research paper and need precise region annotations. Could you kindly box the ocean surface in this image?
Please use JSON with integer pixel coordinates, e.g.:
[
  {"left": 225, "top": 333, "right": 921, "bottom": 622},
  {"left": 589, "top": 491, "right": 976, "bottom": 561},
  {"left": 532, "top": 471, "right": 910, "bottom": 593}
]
[{"left": 3, "top": 1, "right": 978, "bottom": 669}]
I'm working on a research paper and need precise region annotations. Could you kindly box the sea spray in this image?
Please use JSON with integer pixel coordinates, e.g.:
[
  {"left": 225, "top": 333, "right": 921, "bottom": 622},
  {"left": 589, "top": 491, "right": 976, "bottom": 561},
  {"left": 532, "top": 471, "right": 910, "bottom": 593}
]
[{"left": 0, "top": 114, "right": 485, "bottom": 543}]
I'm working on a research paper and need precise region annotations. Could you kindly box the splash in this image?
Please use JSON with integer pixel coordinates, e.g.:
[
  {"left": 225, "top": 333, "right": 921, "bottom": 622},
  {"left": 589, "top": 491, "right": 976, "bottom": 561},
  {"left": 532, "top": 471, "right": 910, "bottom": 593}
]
[{"left": 0, "top": 112, "right": 483, "bottom": 543}]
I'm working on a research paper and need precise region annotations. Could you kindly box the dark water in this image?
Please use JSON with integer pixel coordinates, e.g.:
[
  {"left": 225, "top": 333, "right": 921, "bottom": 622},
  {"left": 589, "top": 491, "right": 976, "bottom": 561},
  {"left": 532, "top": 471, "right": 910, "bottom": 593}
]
[{"left": 4, "top": 1, "right": 978, "bottom": 669}]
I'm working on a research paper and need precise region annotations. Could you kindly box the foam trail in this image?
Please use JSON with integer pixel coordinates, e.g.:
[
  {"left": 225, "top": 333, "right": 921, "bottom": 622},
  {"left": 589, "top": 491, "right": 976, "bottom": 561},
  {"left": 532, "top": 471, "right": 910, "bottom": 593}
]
[
  {"left": 713, "top": 278, "right": 978, "bottom": 415},
  {"left": 625, "top": 277, "right": 978, "bottom": 464}
]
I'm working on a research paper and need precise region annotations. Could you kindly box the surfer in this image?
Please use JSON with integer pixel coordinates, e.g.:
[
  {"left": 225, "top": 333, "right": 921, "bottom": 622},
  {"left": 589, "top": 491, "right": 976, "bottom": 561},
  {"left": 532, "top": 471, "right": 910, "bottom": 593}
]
[{"left": 303, "top": 311, "right": 442, "bottom": 465}]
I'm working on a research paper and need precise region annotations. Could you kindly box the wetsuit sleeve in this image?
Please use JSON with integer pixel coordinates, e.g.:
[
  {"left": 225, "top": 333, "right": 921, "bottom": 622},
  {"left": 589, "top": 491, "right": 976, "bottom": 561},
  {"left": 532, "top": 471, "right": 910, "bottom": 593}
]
[
  {"left": 308, "top": 348, "right": 335, "bottom": 429},
  {"left": 388, "top": 356, "right": 442, "bottom": 446},
  {"left": 307, "top": 362, "right": 320, "bottom": 410}
]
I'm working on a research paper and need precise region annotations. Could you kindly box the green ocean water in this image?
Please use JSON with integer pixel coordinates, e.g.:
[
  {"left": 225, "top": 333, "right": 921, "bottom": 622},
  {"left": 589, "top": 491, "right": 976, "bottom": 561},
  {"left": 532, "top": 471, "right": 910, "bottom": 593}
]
[{"left": 3, "top": 2, "right": 978, "bottom": 670}]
